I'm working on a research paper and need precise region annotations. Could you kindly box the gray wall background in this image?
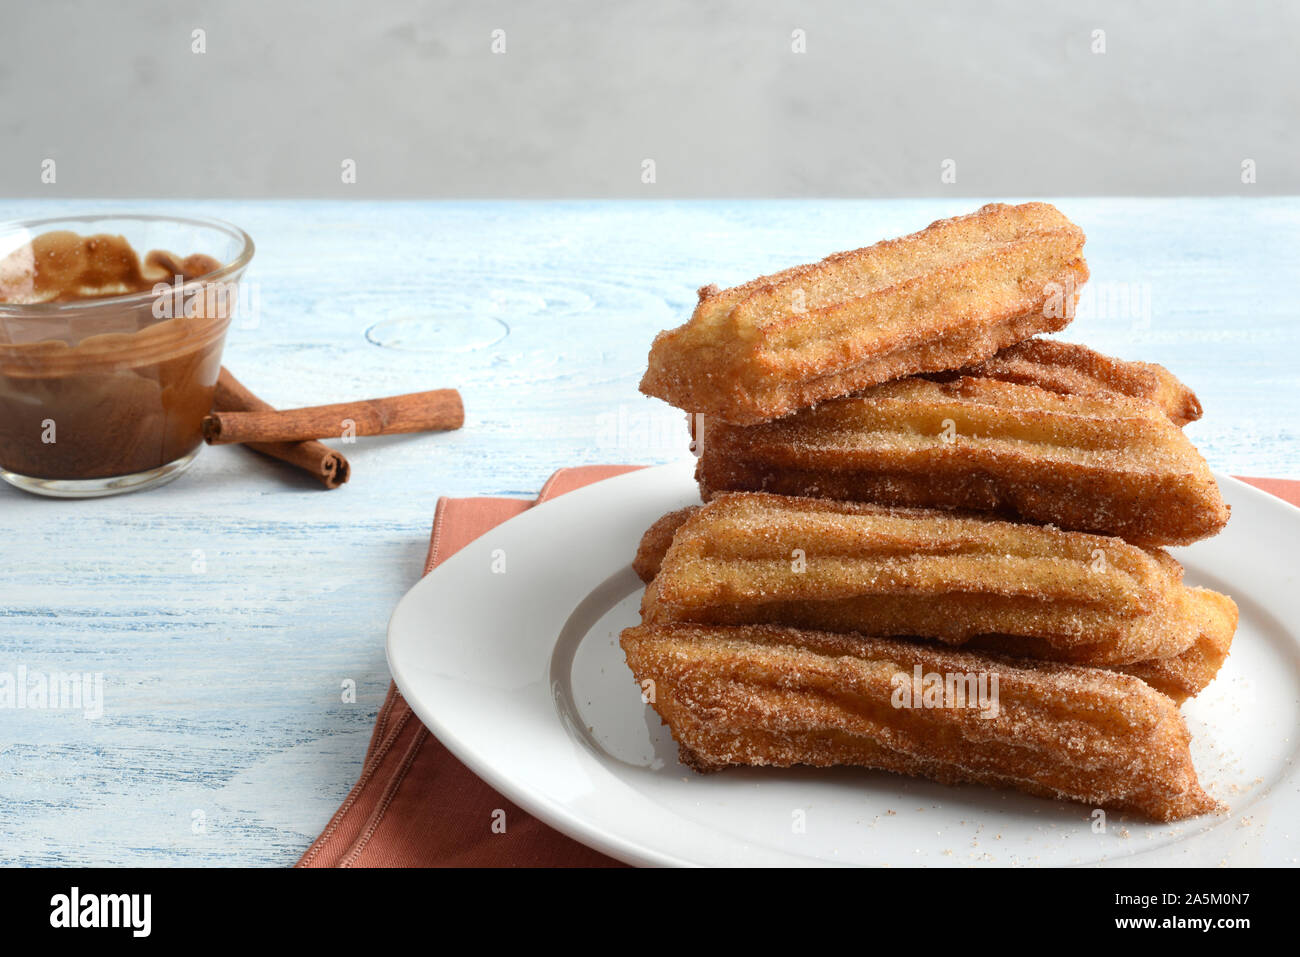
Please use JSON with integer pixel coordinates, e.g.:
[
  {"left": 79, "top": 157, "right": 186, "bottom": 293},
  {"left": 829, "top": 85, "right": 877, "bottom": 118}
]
[{"left": 2, "top": 0, "right": 1295, "bottom": 198}]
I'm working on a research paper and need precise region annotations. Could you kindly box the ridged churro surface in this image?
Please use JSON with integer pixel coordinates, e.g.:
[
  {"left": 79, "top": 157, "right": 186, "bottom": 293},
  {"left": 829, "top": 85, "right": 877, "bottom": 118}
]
[
  {"left": 696, "top": 376, "right": 1228, "bottom": 545},
  {"left": 640, "top": 203, "right": 1088, "bottom": 425},
  {"left": 632, "top": 507, "right": 698, "bottom": 583},
  {"left": 620, "top": 622, "right": 1219, "bottom": 821},
  {"left": 645, "top": 492, "right": 1220, "bottom": 666},
  {"left": 633, "top": 507, "right": 701, "bottom": 584},
  {"left": 631, "top": 506, "right": 1236, "bottom": 699},
  {"left": 942, "top": 338, "right": 1202, "bottom": 426},
  {"left": 1119, "top": 588, "right": 1238, "bottom": 702}
]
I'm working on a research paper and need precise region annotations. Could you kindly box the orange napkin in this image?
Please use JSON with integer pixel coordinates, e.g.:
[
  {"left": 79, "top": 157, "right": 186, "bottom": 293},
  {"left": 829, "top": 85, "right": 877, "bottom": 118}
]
[
  {"left": 297, "top": 466, "right": 639, "bottom": 867},
  {"left": 298, "top": 470, "right": 1299, "bottom": 868}
]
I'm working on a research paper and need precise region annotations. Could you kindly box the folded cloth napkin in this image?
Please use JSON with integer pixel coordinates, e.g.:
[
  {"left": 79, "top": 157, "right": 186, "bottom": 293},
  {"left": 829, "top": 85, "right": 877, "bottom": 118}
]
[{"left": 298, "top": 469, "right": 1299, "bottom": 868}]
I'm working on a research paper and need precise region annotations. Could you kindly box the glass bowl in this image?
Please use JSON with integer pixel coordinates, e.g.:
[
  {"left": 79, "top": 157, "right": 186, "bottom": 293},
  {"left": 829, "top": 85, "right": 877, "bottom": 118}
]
[{"left": 0, "top": 214, "right": 254, "bottom": 497}]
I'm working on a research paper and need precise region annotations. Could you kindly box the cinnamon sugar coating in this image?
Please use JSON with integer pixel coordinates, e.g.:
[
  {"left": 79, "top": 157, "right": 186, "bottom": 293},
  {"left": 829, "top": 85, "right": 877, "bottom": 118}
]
[
  {"left": 632, "top": 505, "right": 1236, "bottom": 698},
  {"left": 632, "top": 507, "right": 699, "bottom": 583},
  {"left": 644, "top": 493, "right": 1228, "bottom": 667},
  {"left": 1119, "top": 588, "right": 1237, "bottom": 702},
  {"left": 640, "top": 203, "right": 1087, "bottom": 425},
  {"left": 696, "top": 376, "right": 1229, "bottom": 546},
  {"left": 941, "top": 337, "right": 1202, "bottom": 426},
  {"left": 620, "top": 622, "right": 1220, "bottom": 821}
]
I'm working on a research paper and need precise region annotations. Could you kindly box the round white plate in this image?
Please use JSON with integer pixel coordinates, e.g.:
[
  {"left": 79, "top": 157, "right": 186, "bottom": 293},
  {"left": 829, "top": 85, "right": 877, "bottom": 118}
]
[{"left": 387, "top": 461, "right": 1300, "bottom": 867}]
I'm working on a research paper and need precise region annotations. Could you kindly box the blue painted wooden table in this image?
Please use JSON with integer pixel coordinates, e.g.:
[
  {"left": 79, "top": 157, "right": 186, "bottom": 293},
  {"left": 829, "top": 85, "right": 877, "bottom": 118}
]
[{"left": 1, "top": 199, "right": 1297, "bottom": 866}]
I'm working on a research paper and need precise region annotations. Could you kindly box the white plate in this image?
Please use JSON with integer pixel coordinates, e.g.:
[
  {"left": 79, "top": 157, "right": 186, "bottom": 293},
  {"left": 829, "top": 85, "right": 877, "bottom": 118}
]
[{"left": 387, "top": 461, "right": 1300, "bottom": 867}]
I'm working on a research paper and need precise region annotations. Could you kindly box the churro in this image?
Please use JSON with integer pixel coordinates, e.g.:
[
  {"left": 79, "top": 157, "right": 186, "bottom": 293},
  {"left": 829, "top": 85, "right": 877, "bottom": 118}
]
[
  {"left": 632, "top": 507, "right": 698, "bottom": 584},
  {"left": 644, "top": 492, "right": 1223, "bottom": 666},
  {"left": 695, "top": 376, "right": 1229, "bottom": 545},
  {"left": 640, "top": 203, "right": 1088, "bottom": 425},
  {"left": 1119, "top": 588, "right": 1238, "bottom": 702},
  {"left": 632, "top": 506, "right": 1236, "bottom": 699},
  {"left": 620, "top": 622, "right": 1219, "bottom": 821},
  {"left": 633, "top": 507, "right": 700, "bottom": 584},
  {"left": 941, "top": 337, "right": 1202, "bottom": 426}
]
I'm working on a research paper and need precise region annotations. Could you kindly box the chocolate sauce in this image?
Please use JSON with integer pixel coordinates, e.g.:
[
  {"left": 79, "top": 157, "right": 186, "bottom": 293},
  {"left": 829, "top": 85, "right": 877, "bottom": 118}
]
[{"left": 0, "top": 231, "right": 233, "bottom": 480}]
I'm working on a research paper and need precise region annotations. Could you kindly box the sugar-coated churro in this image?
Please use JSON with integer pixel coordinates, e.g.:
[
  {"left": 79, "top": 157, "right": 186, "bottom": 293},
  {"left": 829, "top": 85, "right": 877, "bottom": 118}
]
[
  {"left": 1119, "top": 588, "right": 1238, "bottom": 702},
  {"left": 632, "top": 506, "right": 699, "bottom": 584},
  {"left": 620, "top": 622, "right": 1220, "bottom": 821},
  {"left": 632, "top": 506, "right": 1236, "bottom": 699},
  {"left": 640, "top": 203, "right": 1088, "bottom": 425},
  {"left": 938, "top": 337, "right": 1202, "bottom": 426},
  {"left": 695, "top": 375, "right": 1229, "bottom": 545},
  {"left": 633, "top": 507, "right": 700, "bottom": 584},
  {"left": 644, "top": 492, "right": 1225, "bottom": 666}
]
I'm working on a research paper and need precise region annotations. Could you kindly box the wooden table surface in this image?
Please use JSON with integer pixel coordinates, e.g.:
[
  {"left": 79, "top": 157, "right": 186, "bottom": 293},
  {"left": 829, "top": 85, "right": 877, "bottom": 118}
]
[{"left": 1, "top": 198, "right": 1297, "bottom": 866}]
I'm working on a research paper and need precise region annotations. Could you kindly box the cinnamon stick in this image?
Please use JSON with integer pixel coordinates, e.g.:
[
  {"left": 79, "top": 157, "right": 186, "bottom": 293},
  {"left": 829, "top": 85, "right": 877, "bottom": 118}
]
[
  {"left": 203, "top": 387, "right": 463, "bottom": 446},
  {"left": 212, "top": 368, "right": 350, "bottom": 489}
]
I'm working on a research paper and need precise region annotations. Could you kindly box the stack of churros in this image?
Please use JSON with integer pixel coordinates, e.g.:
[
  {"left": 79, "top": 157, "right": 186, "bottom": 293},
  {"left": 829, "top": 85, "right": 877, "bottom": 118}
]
[{"left": 625, "top": 202, "right": 1237, "bottom": 822}]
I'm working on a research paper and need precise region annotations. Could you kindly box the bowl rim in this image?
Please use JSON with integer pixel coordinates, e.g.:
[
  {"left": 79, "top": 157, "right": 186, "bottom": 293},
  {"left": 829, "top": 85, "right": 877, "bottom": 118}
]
[{"left": 0, "top": 212, "right": 255, "bottom": 316}]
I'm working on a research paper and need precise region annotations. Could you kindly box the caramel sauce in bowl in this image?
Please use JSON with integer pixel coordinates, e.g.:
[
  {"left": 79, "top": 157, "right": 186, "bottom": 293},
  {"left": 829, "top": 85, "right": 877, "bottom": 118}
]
[{"left": 0, "top": 215, "right": 254, "bottom": 497}]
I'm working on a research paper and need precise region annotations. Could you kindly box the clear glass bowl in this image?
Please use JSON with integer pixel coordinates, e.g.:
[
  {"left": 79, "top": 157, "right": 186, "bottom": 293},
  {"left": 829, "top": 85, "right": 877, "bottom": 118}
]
[{"left": 0, "top": 214, "right": 254, "bottom": 497}]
